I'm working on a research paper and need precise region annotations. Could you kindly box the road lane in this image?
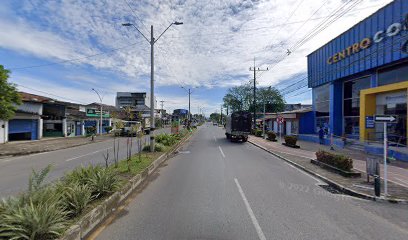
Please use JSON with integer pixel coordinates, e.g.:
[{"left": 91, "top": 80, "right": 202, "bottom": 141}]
[
  {"left": 95, "top": 124, "right": 408, "bottom": 240},
  {"left": 0, "top": 128, "right": 170, "bottom": 197}
]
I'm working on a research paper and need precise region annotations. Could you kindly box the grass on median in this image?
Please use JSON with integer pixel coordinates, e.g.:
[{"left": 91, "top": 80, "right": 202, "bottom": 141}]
[{"left": 0, "top": 130, "right": 191, "bottom": 240}]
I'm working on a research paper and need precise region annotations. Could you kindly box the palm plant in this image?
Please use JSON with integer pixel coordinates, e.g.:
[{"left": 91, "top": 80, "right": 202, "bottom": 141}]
[
  {"left": 61, "top": 184, "right": 93, "bottom": 217},
  {"left": 0, "top": 199, "right": 67, "bottom": 240}
]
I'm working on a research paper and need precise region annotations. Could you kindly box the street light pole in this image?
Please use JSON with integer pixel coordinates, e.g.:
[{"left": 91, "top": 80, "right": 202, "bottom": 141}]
[
  {"left": 150, "top": 25, "right": 155, "bottom": 152},
  {"left": 123, "top": 21, "right": 183, "bottom": 152},
  {"left": 92, "top": 88, "right": 103, "bottom": 136}
]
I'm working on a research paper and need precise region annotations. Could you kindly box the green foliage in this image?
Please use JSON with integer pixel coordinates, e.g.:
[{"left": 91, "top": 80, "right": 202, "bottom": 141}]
[
  {"left": 64, "top": 165, "right": 120, "bottom": 199},
  {"left": 104, "top": 126, "right": 113, "bottom": 132},
  {"left": 85, "top": 126, "right": 96, "bottom": 135},
  {"left": 87, "top": 167, "right": 120, "bottom": 199},
  {"left": 155, "top": 133, "right": 177, "bottom": 146},
  {"left": 28, "top": 165, "right": 52, "bottom": 193},
  {"left": 267, "top": 131, "right": 277, "bottom": 141},
  {"left": 115, "top": 120, "right": 124, "bottom": 129},
  {"left": 60, "top": 184, "right": 92, "bottom": 217},
  {"left": 284, "top": 135, "right": 298, "bottom": 146},
  {"left": 143, "top": 143, "right": 165, "bottom": 152},
  {"left": 63, "top": 165, "right": 95, "bottom": 186},
  {"left": 316, "top": 150, "right": 353, "bottom": 171},
  {"left": 254, "top": 129, "right": 263, "bottom": 137},
  {"left": 0, "top": 65, "right": 22, "bottom": 120},
  {"left": 0, "top": 199, "right": 67, "bottom": 240},
  {"left": 222, "top": 83, "right": 285, "bottom": 114},
  {"left": 0, "top": 166, "right": 66, "bottom": 240}
]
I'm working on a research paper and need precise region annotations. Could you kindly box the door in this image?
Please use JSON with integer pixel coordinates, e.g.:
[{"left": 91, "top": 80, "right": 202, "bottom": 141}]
[
  {"left": 286, "top": 121, "right": 292, "bottom": 135},
  {"left": 273, "top": 121, "right": 278, "bottom": 132},
  {"left": 75, "top": 122, "right": 82, "bottom": 136},
  {"left": 8, "top": 119, "right": 38, "bottom": 141}
]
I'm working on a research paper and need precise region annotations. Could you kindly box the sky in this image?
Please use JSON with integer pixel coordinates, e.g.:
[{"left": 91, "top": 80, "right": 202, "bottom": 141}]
[{"left": 0, "top": 0, "right": 393, "bottom": 115}]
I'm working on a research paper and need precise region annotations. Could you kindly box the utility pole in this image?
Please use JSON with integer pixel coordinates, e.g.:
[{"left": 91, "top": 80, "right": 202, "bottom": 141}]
[
  {"left": 92, "top": 88, "right": 103, "bottom": 136},
  {"left": 122, "top": 21, "right": 183, "bottom": 152},
  {"left": 249, "top": 58, "right": 268, "bottom": 129},
  {"left": 220, "top": 105, "right": 223, "bottom": 125},
  {"left": 181, "top": 87, "right": 194, "bottom": 122},
  {"left": 160, "top": 100, "right": 165, "bottom": 127}
]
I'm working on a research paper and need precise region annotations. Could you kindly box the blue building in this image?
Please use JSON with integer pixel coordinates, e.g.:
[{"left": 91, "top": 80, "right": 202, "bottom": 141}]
[{"left": 307, "top": 0, "right": 408, "bottom": 147}]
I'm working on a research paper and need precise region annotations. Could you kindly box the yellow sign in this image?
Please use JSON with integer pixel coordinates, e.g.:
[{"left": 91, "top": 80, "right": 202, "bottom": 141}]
[
  {"left": 327, "top": 16, "right": 407, "bottom": 65},
  {"left": 327, "top": 38, "right": 371, "bottom": 64}
]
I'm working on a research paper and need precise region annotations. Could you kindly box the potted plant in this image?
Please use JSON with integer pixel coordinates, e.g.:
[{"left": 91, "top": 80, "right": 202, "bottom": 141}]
[
  {"left": 283, "top": 135, "right": 300, "bottom": 148},
  {"left": 267, "top": 131, "right": 277, "bottom": 141}
]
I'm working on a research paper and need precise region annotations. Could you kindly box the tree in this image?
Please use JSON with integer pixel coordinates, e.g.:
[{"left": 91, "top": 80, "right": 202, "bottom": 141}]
[
  {"left": 223, "top": 83, "right": 285, "bottom": 114},
  {"left": 256, "top": 86, "right": 285, "bottom": 113},
  {"left": 210, "top": 113, "right": 220, "bottom": 122},
  {"left": 0, "top": 65, "right": 22, "bottom": 120}
]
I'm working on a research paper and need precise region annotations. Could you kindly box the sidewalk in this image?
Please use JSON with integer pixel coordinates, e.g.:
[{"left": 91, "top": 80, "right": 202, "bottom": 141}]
[
  {"left": 249, "top": 136, "right": 408, "bottom": 201},
  {"left": 0, "top": 134, "right": 113, "bottom": 157}
]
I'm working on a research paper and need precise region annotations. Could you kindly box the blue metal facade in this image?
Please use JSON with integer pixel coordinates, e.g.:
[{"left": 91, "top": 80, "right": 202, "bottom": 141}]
[
  {"left": 8, "top": 119, "right": 38, "bottom": 140},
  {"left": 308, "top": 0, "right": 408, "bottom": 88}
]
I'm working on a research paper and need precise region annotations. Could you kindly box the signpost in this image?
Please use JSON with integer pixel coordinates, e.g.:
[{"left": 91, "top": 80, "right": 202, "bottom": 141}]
[
  {"left": 374, "top": 115, "right": 397, "bottom": 196},
  {"left": 277, "top": 116, "right": 284, "bottom": 142}
]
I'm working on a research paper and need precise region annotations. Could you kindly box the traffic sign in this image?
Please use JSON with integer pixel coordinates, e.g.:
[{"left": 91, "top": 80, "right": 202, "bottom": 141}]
[
  {"left": 277, "top": 116, "right": 284, "bottom": 124},
  {"left": 374, "top": 115, "right": 397, "bottom": 122}
]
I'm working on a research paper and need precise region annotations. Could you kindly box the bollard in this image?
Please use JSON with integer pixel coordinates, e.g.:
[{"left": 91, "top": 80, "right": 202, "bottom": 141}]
[{"left": 374, "top": 175, "right": 381, "bottom": 197}]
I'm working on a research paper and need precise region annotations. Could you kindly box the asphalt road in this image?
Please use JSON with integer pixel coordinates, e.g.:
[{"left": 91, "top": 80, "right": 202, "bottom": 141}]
[
  {"left": 0, "top": 128, "right": 170, "bottom": 197},
  {"left": 95, "top": 123, "right": 408, "bottom": 240}
]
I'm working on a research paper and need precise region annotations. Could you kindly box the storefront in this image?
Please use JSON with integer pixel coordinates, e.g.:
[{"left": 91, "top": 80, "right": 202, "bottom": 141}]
[{"left": 307, "top": 0, "right": 408, "bottom": 145}]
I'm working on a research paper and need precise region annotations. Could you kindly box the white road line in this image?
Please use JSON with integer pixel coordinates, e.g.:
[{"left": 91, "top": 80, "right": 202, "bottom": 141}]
[
  {"left": 283, "top": 161, "right": 324, "bottom": 185},
  {"left": 213, "top": 136, "right": 217, "bottom": 142},
  {"left": 234, "top": 178, "right": 266, "bottom": 240},
  {"left": 218, "top": 146, "right": 225, "bottom": 158},
  {"left": 393, "top": 178, "right": 408, "bottom": 188},
  {"left": 65, "top": 147, "right": 112, "bottom": 162}
]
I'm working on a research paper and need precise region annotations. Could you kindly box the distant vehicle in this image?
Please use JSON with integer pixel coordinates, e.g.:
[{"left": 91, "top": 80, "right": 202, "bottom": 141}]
[
  {"left": 225, "top": 111, "right": 252, "bottom": 142},
  {"left": 213, "top": 122, "right": 218, "bottom": 126},
  {"left": 120, "top": 121, "right": 141, "bottom": 136},
  {"left": 141, "top": 118, "right": 151, "bottom": 134}
]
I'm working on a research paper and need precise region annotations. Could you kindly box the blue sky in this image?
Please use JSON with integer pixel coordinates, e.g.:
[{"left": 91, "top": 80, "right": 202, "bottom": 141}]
[{"left": 0, "top": 0, "right": 392, "bottom": 115}]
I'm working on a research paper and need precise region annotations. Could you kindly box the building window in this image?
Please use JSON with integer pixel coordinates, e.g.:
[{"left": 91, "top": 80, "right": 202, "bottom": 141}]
[
  {"left": 378, "top": 63, "right": 408, "bottom": 86},
  {"left": 343, "top": 76, "right": 370, "bottom": 136},
  {"left": 314, "top": 84, "right": 330, "bottom": 132}
]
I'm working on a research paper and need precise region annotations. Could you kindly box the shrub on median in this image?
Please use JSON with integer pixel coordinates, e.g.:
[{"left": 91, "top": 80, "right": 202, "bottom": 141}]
[
  {"left": 316, "top": 150, "right": 353, "bottom": 171},
  {"left": 0, "top": 166, "right": 68, "bottom": 240},
  {"left": 284, "top": 135, "right": 298, "bottom": 146},
  {"left": 156, "top": 133, "right": 177, "bottom": 146},
  {"left": 267, "top": 131, "right": 277, "bottom": 141},
  {"left": 64, "top": 165, "right": 120, "bottom": 199},
  {"left": 254, "top": 129, "right": 263, "bottom": 137},
  {"left": 142, "top": 143, "right": 165, "bottom": 152}
]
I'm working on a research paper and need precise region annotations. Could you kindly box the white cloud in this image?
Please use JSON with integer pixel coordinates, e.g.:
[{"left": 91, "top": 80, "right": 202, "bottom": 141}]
[{"left": 1, "top": 0, "right": 394, "bottom": 110}]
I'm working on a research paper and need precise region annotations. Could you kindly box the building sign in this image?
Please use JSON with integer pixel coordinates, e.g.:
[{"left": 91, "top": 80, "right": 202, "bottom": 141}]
[
  {"left": 327, "top": 14, "right": 408, "bottom": 65},
  {"left": 86, "top": 108, "right": 110, "bottom": 118},
  {"left": 366, "top": 116, "right": 375, "bottom": 129}
]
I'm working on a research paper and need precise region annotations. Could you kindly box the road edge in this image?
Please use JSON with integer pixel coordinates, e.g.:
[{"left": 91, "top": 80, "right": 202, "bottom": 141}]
[
  {"left": 248, "top": 139, "right": 408, "bottom": 205},
  {"left": 61, "top": 129, "right": 197, "bottom": 240}
]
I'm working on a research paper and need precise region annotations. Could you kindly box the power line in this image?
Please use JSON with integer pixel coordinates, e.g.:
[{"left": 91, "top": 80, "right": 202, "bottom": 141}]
[
  {"left": 14, "top": 83, "right": 89, "bottom": 104},
  {"left": 258, "top": 0, "right": 359, "bottom": 80},
  {"left": 122, "top": 0, "right": 150, "bottom": 34},
  {"left": 286, "top": 88, "right": 312, "bottom": 98},
  {"left": 285, "top": 33, "right": 408, "bottom": 98},
  {"left": 163, "top": 4, "right": 382, "bottom": 41}
]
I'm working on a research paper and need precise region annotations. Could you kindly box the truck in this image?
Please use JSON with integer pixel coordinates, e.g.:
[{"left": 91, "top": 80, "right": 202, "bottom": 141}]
[
  {"left": 119, "top": 121, "right": 142, "bottom": 137},
  {"left": 141, "top": 117, "right": 151, "bottom": 134},
  {"left": 225, "top": 111, "right": 252, "bottom": 142}
]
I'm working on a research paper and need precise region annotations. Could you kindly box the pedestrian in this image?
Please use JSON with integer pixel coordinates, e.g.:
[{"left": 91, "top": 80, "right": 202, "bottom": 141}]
[{"left": 318, "top": 126, "right": 325, "bottom": 145}]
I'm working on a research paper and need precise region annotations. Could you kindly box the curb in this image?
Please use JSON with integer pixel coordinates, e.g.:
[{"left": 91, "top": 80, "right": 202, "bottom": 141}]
[
  {"left": 248, "top": 139, "right": 408, "bottom": 205},
  {"left": 61, "top": 130, "right": 196, "bottom": 240}
]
